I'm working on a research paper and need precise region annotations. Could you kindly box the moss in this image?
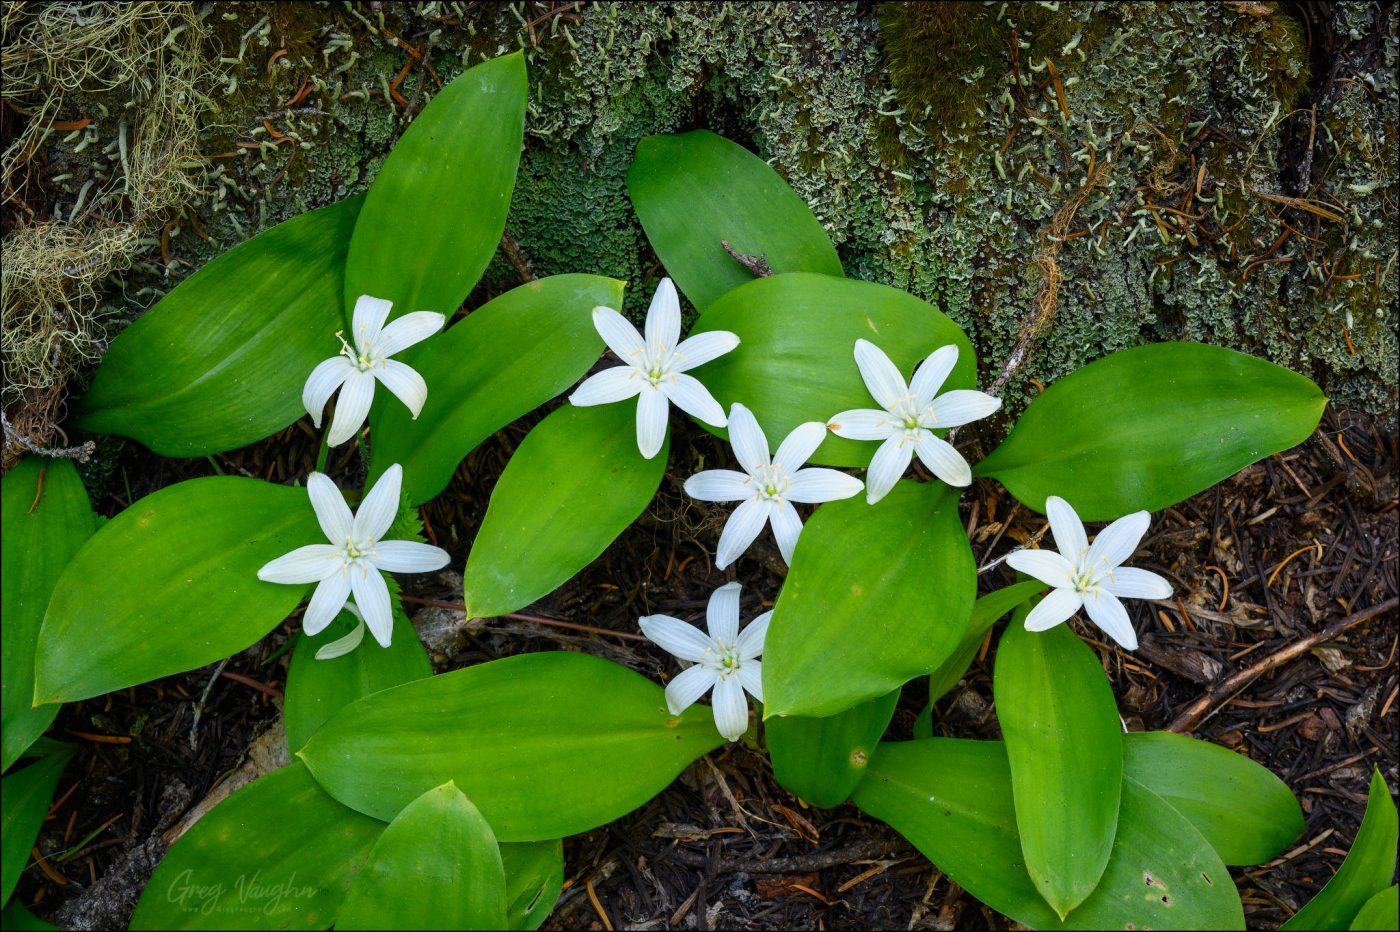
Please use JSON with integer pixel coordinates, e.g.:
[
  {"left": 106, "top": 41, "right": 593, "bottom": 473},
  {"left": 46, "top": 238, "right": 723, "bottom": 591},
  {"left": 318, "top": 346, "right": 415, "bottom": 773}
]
[{"left": 1238, "top": 3, "right": 1311, "bottom": 114}]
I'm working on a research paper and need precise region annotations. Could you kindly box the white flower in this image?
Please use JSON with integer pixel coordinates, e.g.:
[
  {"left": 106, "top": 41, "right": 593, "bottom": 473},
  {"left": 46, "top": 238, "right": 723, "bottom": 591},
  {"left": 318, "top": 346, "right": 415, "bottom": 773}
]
[
  {"left": 568, "top": 277, "right": 739, "bottom": 459},
  {"left": 828, "top": 339, "right": 1001, "bottom": 504},
  {"left": 257, "top": 464, "right": 449, "bottom": 647},
  {"left": 1005, "top": 496, "right": 1173, "bottom": 651},
  {"left": 640, "top": 582, "right": 770, "bottom": 741},
  {"left": 313, "top": 602, "right": 367, "bottom": 660},
  {"left": 685, "top": 403, "right": 864, "bottom": 569},
  {"left": 303, "top": 295, "right": 445, "bottom": 447}
]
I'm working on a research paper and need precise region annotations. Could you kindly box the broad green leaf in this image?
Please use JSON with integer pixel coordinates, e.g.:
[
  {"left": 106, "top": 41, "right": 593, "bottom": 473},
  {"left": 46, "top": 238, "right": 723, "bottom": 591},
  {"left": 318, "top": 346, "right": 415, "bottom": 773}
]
[
  {"left": 974, "top": 343, "right": 1328, "bottom": 521},
  {"left": 283, "top": 607, "right": 431, "bottom": 754},
  {"left": 766, "top": 689, "right": 898, "bottom": 808},
  {"left": 369, "top": 275, "right": 623, "bottom": 505},
  {"left": 1, "top": 744, "right": 72, "bottom": 907},
  {"left": 79, "top": 197, "right": 362, "bottom": 457},
  {"left": 2, "top": 460, "right": 97, "bottom": 771},
  {"left": 345, "top": 53, "right": 526, "bottom": 317},
  {"left": 626, "top": 130, "right": 844, "bottom": 309},
  {"left": 501, "top": 841, "right": 563, "bottom": 932},
  {"left": 852, "top": 738, "right": 1244, "bottom": 930},
  {"left": 339, "top": 783, "right": 507, "bottom": 931},
  {"left": 927, "top": 579, "right": 1045, "bottom": 707},
  {"left": 1350, "top": 886, "right": 1398, "bottom": 931},
  {"left": 463, "top": 403, "right": 666, "bottom": 618},
  {"left": 994, "top": 617, "right": 1121, "bottom": 918},
  {"left": 0, "top": 900, "right": 56, "bottom": 930},
  {"left": 300, "top": 652, "right": 723, "bottom": 840},
  {"left": 764, "top": 480, "right": 975, "bottom": 718},
  {"left": 35, "top": 478, "right": 319, "bottom": 703},
  {"left": 1122, "top": 731, "right": 1303, "bottom": 866},
  {"left": 1282, "top": 768, "right": 1398, "bottom": 931},
  {"left": 688, "top": 273, "right": 977, "bottom": 467}
]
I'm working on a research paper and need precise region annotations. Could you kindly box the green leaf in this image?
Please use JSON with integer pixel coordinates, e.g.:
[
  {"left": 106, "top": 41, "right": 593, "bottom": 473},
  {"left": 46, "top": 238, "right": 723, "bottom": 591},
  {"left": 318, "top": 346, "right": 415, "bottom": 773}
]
[
  {"left": 369, "top": 275, "right": 623, "bottom": 505},
  {"left": 852, "top": 738, "right": 1245, "bottom": 930},
  {"left": 344, "top": 52, "right": 526, "bottom": 317},
  {"left": 766, "top": 689, "right": 899, "bottom": 808},
  {"left": 283, "top": 607, "right": 431, "bottom": 754},
  {"left": 1, "top": 744, "right": 73, "bottom": 907},
  {"left": 1282, "top": 768, "right": 1398, "bottom": 931},
  {"left": 35, "top": 478, "right": 320, "bottom": 703},
  {"left": 927, "top": 579, "right": 1045, "bottom": 707},
  {"left": 764, "top": 480, "right": 975, "bottom": 718},
  {"left": 974, "top": 342, "right": 1328, "bottom": 521},
  {"left": 463, "top": 403, "right": 666, "bottom": 618},
  {"left": 688, "top": 273, "right": 977, "bottom": 467},
  {"left": 299, "top": 652, "right": 723, "bottom": 840},
  {"left": 1122, "top": 731, "right": 1303, "bottom": 866},
  {"left": 626, "top": 130, "right": 844, "bottom": 309},
  {"left": 339, "top": 783, "right": 507, "bottom": 931},
  {"left": 2, "top": 460, "right": 97, "bottom": 771},
  {"left": 501, "top": 841, "right": 563, "bottom": 932},
  {"left": 1350, "top": 886, "right": 1398, "bottom": 932},
  {"left": 993, "top": 617, "right": 1122, "bottom": 918},
  {"left": 79, "top": 197, "right": 362, "bottom": 457},
  {"left": 1, "top": 900, "right": 57, "bottom": 930}
]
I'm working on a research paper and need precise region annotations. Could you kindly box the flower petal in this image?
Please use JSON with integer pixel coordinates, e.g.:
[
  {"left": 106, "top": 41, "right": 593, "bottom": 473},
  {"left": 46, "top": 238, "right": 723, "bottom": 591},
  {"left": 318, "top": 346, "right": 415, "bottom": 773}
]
[
  {"left": 640, "top": 615, "right": 713, "bottom": 662},
  {"left": 307, "top": 472, "right": 353, "bottom": 544},
  {"left": 827, "top": 408, "right": 900, "bottom": 441},
  {"left": 738, "top": 661, "right": 763, "bottom": 703},
  {"left": 1045, "top": 496, "right": 1088, "bottom": 564},
  {"left": 302, "top": 356, "right": 353, "bottom": 426},
  {"left": 771, "top": 499, "right": 803, "bottom": 565},
  {"left": 928, "top": 389, "right": 1002, "bottom": 428},
  {"left": 376, "top": 311, "right": 445, "bottom": 357},
  {"left": 1005, "top": 549, "right": 1075, "bottom": 588},
  {"left": 350, "top": 564, "right": 394, "bottom": 648},
  {"left": 786, "top": 467, "right": 864, "bottom": 504},
  {"left": 636, "top": 386, "right": 669, "bottom": 459},
  {"left": 303, "top": 571, "right": 352, "bottom": 636},
  {"left": 644, "top": 277, "right": 681, "bottom": 353},
  {"left": 258, "top": 544, "right": 344, "bottom": 583},
  {"left": 715, "top": 496, "right": 771, "bottom": 570},
  {"left": 737, "top": 610, "right": 771, "bottom": 661},
  {"left": 773, "top": 421, "right": 828, "bottom": 474},
  {"left": 664, "top": 664, "right": 717, "bottom": 715},
  {"left": 711, "top": 675, "right": 750, "bottom": 741},
  {"left": 1083, "top": 590, "right": 1138, "bottom": 650},
  {"left": 374, "top": 540, "right": 449, "bottom": 574},
  {"left": 672, "top": 330, "right": 739, "bottom": 371},
  {"left": 354, "top": 462, "right": 402, "bottom": 542},
  {"left": 725, "top": 403, "right": 770, "bottom": 474},
  {"left": 569, "top": 367, "right": 642, "bottom": 406},
  {"left": 315, "top": 613, "right": 366, "bottom": 661},
  {"left": 1103, "top": 567, "right": 1173, "bottom": 601},
  {"left": 352, "top": 295, "right": 393, "bottom": 347},
  {"left": 326, "top": 368, "right": 375, "bottom": 447},
  {"left": 865, "top": 434, "right": 912, "bottom": 504},
  {"left": 592, "top": 305, "right": 645, "bottom": 362},
  {"left": 684, "top": 469, "right": 752, "bottom": 502},
  {"left": 854, "top": 339, "right": 911, "bottom": 411},
  {"left": 374, "top": 360, "right": 428, "bottom": 419},
  {"left": 661, "top": 373, "right": 726, "bottom": 427},
  {"left": 912, "top": 433, "right": 971, "bottom": 487},
  {"left": 706, "top": 581, "right": 742, "bottom": 643},
  {"left": 1085, "top": 511, "right": 1151, "bottom": 575},
  {"left": 1023, "top": 587, "right": 1083, "bottom": 632},
  {"left": 910, "top": 344, "right": 959, "bottom": 409}
]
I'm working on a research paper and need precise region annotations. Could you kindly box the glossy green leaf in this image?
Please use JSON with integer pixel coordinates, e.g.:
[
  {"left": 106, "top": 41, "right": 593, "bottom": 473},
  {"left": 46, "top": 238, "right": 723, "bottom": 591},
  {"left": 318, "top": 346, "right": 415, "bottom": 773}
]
[
  {"left": 79, "top": 197, "right": 362, "bottom": 457},
  {"left": 994, "top": 618, "right": 1121, "bottom": 918},
  {"left": 852, "top": 738, "right": 1244, "bottom": 930},
  {"left": 463, "top": 403, "right": 666, "bottom": 618},
  {"left": 501, "top": 841, "right": 563, "bottom": 932},
  {"left": 974, "top": 343, "right": 1328, "bottom": 521},
  {"left": 1122, "top": 731, "right": 1303, "bottom": 866},
  {"left": 1, "top": 745, "right": 72, "bottom": 907},
  {"left": 927, "top": 579, "right": 1045, "bottom": 707},
  {"left": 36, "top": 478, "right": 320, "bottom": 703},
  {"left": 0, "top": 900, "right": 56, "bottom": 930},
  {"left": 345, "top": 53, "right": 526, "bottom": 317},
  {"left": 339, "top": 783, "right": 507, "bottom": 931},
  {"left": 283, "top": 607, "right": 431, "bottom": 754},
  {"left": 764, "top": 480, "right": 975, "bottom": 718},
  {"left": 369, "top": 275, "right": 623, "bottom": 505},
  {"left": 767, "top": 689, "right": 898, "bottom": 808},
  {"left": 688, "top": 273, "right": 977, "bottom": 467},
  {"left": 2, "top": 460, "right": 96, "bottom": 771},
  {"left": 1350, "top": 886, "right": 1398, "bottom": 931},
  {"left": 1282, "top": 768, "right": 1398, "bottom": 931},
  {"left": 300, "top": 652, "right": 723, "bottom": 840},
  {"left": 627, "top": 130, "right": 844, "bottom": 309}
]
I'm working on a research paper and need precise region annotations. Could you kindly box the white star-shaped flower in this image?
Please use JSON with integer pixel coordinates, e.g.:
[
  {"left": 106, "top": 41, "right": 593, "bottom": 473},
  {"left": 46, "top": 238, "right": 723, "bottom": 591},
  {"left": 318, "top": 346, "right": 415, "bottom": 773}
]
[
  {"left": 568, "top": 277, "right": 739, "bottom": 459},
  {"left": 303, "top": 294, "right": 445, "bottom": 447},
  {"left": 828, "top": 339, "right": 1001, "bottom": 504},
  {"left": 640, "top": 582, "right": 770, "bottom": 742},
  {"left": 685, "top": 403, "right": 864, "bottom": 569},
  {"left": 257, "top": 464, "right": 449, "bottom": 647},
  {"left": 1006, "top": 496, "right": 1173, "bottom": 650}
]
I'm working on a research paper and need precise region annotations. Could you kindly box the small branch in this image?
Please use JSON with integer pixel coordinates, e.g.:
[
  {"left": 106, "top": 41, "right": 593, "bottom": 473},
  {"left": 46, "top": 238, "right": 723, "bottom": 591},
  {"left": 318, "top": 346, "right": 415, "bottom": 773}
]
[
  {"left": 399, "top": 593, "right": 648, "bottom": 642},
  {"left": 721, "top": 240, "right": 773, "bottom": 277},
  {"left": 499, "top": 229, "right": 537, "bottom": 283},
  {"left": 2, "top": 412, "right": 95, "bottom": 463}
]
